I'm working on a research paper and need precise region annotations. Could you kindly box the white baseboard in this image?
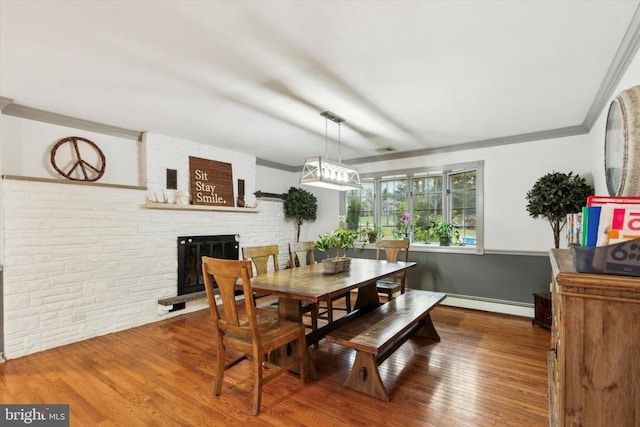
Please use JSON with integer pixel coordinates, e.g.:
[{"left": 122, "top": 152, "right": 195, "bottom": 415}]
[{"left": 441, "top": 294, "right": 534, "bottom": 318}]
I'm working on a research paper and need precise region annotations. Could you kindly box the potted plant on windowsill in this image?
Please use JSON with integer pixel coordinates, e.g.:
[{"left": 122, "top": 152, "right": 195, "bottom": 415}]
[
  {"left": 314, "top": 227, "right": 358, "bottom": 273},
  {"left": 361, "top": 224, "right": 383, "bottom": 243},
  {"left": 393, "top": 213, "right": 411, "bottom": 240},
  {"left": 428, "top": 221, "right": 459, "bottom": 246}
]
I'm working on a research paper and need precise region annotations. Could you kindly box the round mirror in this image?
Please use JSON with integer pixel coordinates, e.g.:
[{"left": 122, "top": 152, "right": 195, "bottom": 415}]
[
  {"left": 605, "top": 100, "right": 624, "bottom": 195},
  {"left": 604, "top": 86, "right": 640, "bottom": 196}
]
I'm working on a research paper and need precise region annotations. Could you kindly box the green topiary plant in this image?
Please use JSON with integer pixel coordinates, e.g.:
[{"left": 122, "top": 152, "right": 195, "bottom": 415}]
[
  {"left": 525, "top": 171, "right": 594, "bottom": 249},
  {"left": 283, "top": 187, "right": 318, "bottom": 242}
]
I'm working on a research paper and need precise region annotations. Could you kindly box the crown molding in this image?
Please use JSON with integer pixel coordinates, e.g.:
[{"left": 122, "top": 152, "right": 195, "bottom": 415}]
[
  {"left": 256, "top": 158, "right": 297, "bottom": 172},
  {"left": 344, "top": 125, "right": 587, "bottom": 166},
  {"left": 1, "top": 101, "right": 142, "bottom": 140},
  {"left": 583, "top": 3, "right": 640, "bottom": 131},
  {"left": 0, "top": 96, "right": 14, "bottom": 110}
]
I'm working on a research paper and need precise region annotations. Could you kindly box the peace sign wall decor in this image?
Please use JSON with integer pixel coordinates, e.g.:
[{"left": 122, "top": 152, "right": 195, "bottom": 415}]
[{"left": 50, "top": 136, "right": 106, "bottom": 182}]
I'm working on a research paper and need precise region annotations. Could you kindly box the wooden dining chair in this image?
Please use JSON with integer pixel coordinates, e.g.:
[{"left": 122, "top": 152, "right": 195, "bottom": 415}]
[
  {"left": 375, "top": 239, "right": 410, "bottom": 301},
  {"left": 288, "top": 241, "right": 316, "bottom": 268},
  {"left": 289, "top": 241, "right": 352, "bottom": 324},
  {"left": 201, "top": 257, "right": 307, "bottom": 416},
  {"left": 242, "top": 245, "right": 281, "bottom": 275},
  {"left": 243, "top": 244, "right": 318, "bottom": 333},
  {"left": 241, "top": 245, "right": 279, "bottom": 315}
]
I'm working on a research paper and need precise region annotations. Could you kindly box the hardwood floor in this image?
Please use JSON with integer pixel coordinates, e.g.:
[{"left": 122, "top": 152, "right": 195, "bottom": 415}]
[{"left": 0, "top": 302, "right": 551, "bottom": 426}]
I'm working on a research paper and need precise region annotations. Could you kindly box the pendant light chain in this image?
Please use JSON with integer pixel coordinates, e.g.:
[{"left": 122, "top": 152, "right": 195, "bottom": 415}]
[
  {"left": 324, "top": 116, "right": 329, "bottom": 159},
  {"left": 337, "top": 121, "right": 341, "bottom": 162}
]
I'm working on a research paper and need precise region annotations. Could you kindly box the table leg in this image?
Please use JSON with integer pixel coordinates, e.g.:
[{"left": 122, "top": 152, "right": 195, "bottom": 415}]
[
  {"left": 269, "top": 298, "right": 318, "bottom": 380},
  {"left": 353, "top": 282, "right": 381, "bottom": 310}
]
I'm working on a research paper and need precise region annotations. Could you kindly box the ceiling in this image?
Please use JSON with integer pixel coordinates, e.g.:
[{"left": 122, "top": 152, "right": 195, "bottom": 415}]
[{"left": 1, "top": 1, "right": 639, "bottom": 169}]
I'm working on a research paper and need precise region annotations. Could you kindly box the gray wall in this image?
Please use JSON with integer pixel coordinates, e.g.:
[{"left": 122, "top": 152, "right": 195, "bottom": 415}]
[{"left": 356, "top": 249, "right": 551, "bottom": 304}]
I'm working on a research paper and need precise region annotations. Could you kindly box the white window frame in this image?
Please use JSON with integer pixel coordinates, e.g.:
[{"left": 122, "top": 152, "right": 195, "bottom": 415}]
[{"left": 341, "top": 160, "right": 484, "bottom": 255}]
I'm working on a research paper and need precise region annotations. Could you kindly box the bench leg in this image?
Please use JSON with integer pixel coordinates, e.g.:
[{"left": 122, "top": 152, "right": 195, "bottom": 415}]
[
  {"left": 413, "top": 313, "right": 441, "bottom": 341},
  {"left": 342, "top": 351, "right": 390, "bottom": 401}
]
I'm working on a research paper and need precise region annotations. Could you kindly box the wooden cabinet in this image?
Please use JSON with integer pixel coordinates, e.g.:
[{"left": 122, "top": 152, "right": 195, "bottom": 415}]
[{"left": 548, "top": 249, "right": 640, "bottom": 427}]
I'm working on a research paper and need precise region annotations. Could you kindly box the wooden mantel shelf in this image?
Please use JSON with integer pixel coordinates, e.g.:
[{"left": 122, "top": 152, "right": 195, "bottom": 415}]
[{"left": 144, "top": 201, "right": 258, "bottom": 213}]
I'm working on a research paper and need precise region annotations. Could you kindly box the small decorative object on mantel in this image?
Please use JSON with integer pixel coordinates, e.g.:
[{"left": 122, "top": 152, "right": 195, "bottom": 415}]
[
  {"left": 189, "top": 156, "right": 234, "bottom": 207},
  {"left": 314, "top": 227, "right": 358, "bottom": 274},
  {"left": 50, "top": 136, "right": 106, "bottom": 182},
  {"left": 236, "top": 179, "right": 245, "bottom": 207},
  {"left": 146, "top": 190, "right": 169, "bottom": 204}
]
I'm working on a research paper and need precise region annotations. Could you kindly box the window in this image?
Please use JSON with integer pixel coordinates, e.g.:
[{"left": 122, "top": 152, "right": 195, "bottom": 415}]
[{"left": 343, "top": 161, "right": 483, "bottom": 253}]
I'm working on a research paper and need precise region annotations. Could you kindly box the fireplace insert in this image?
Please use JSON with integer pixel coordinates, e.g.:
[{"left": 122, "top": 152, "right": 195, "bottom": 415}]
[{"left": 177, "top": 234, "right": 239, "bottom": 295}]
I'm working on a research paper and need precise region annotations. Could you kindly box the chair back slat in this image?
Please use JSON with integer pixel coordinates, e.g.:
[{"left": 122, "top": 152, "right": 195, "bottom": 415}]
[
  {"left": 376, "top": 240, "right": 410, "bottom": 262},
  {"left": 376, "top": 240, "right": 410, "bottom": 281},
  {"left": 242, "top": 245, "right": 279, "bottom": 274},
  {"left": 288, "top": 241, "right": 315, "bottom": 268}
]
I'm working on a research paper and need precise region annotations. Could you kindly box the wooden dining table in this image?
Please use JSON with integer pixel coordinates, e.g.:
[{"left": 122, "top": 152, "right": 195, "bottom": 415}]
[{"left": 249, "top": 257, "right": 417, "bottom": 379}]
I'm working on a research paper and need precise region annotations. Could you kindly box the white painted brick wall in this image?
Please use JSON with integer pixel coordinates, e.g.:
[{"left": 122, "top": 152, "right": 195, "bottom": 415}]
[
  {"left": 143, "top": 132, "right": 258, "bottom": 208},
  {"left": 2, "top": 138, "right": 297, "bottom": 359}
]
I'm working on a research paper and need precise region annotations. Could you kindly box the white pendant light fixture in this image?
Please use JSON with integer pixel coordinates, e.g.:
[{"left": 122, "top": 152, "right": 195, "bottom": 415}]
[{"left": 300, "top": 111, "right": 361, "bottom": 191}]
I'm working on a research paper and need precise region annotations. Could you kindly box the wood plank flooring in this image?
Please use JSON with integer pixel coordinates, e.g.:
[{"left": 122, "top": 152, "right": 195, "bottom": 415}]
[{"left": 0, "top": 301, "right": 551, "bottom": 426}]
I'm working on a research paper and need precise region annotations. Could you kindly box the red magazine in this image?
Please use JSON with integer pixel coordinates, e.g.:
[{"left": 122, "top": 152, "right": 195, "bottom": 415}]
[{"left": 587, "top": 195, "right": 640, "bottom": 206}]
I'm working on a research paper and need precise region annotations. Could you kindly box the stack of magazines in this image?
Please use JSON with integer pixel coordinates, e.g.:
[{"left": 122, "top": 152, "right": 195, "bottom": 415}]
[{"left": 569, "top": 196, "right": 640, "bottom": 276}]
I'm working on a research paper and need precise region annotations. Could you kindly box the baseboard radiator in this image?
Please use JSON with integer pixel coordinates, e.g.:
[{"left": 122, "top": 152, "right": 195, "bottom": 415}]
[{"left": 441, "top": 293, "right": 534, "bottom": 318}]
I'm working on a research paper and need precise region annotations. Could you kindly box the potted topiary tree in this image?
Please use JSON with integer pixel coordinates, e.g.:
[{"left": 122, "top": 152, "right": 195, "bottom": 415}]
[
  {"left": 283, "top": 186, "right": 318, "bottom": 242},
  {"left": 525, "top": 171, "right": 594, "bottom": 249}
]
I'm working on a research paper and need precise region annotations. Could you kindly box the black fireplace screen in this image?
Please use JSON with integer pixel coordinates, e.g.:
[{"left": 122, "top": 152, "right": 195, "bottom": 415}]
[{"left": 177, "top": 234, "right": 239, "bottom": 295}]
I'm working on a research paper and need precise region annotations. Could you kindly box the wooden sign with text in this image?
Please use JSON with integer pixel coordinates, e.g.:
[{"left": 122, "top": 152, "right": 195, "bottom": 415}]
[{"left": 189, "top": 156, "right": 234, "bottom": 207}]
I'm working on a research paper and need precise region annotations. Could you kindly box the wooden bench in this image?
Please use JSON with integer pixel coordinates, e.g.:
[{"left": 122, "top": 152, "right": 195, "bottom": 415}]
[{"left": 326, "top": 289, "right": 446, "bottom": 401}]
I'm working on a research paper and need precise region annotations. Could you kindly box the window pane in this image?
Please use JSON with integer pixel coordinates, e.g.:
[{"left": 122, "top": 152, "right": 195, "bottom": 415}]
[
  {"left": 346, "top": 181, "right": 375, "bottom": 231},
  {"left": 380, "top": 178, "right": 408, "bottom": 239},
  {"left": 449, "top": 170, "right": 477, "bottom": 245},
  {"left": 413, "top": 175, "right": 442, "bottom": 242}
]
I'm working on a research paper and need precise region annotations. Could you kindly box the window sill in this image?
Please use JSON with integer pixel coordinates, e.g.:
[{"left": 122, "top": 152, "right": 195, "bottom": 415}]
[{"left": 357, "top": 241, "right": 483, "bottom": 255}]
